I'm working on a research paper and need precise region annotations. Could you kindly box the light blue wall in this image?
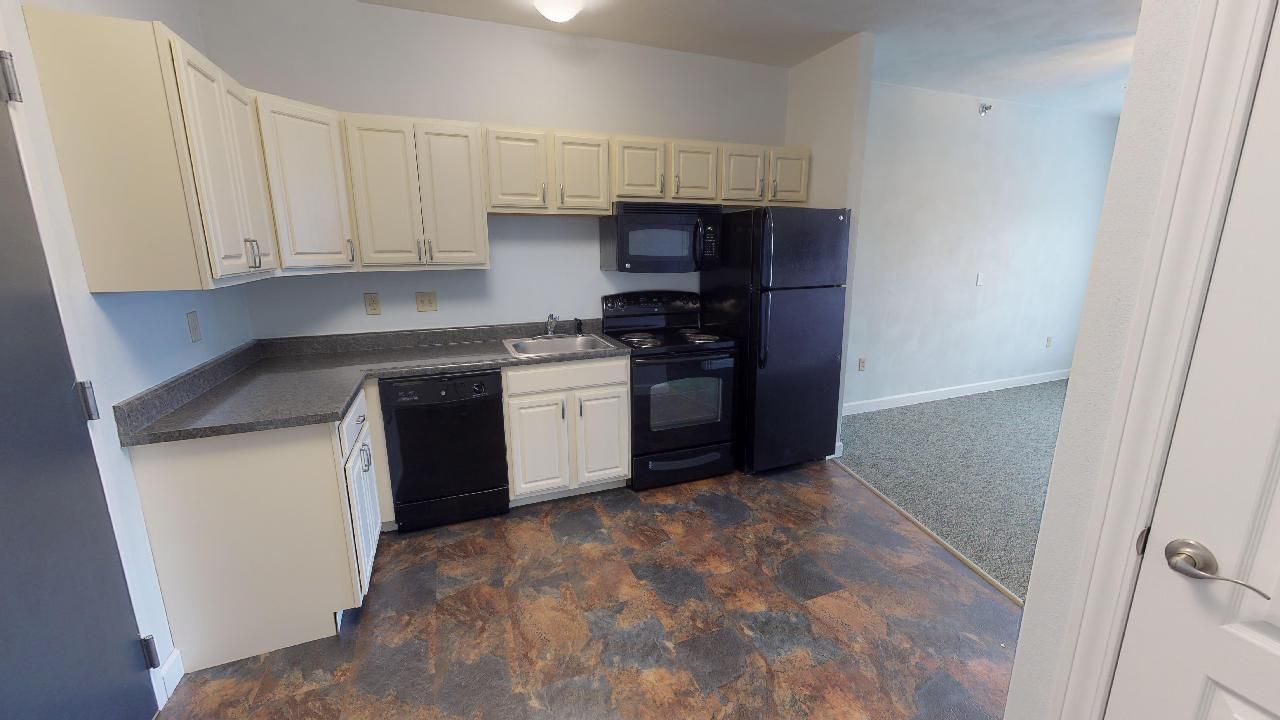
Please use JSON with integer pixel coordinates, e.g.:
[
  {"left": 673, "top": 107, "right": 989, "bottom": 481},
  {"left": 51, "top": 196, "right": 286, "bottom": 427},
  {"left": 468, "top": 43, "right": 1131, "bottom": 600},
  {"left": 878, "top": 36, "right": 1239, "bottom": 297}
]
[{"left": 845, "top": 82, "right": 1119, "bottom": 407}]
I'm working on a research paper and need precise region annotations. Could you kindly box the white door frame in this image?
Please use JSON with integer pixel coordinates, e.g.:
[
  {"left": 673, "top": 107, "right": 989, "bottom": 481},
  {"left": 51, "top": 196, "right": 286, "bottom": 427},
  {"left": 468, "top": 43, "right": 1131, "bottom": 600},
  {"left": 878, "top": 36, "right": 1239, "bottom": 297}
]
[{"left": 1007, "top": 0, "right": 1278, "bottom": 717}]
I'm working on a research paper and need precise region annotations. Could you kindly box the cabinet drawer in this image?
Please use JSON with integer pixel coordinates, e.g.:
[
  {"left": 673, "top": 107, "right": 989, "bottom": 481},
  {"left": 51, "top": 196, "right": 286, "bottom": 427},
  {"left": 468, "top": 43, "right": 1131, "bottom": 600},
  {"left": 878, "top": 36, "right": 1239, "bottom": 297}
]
[
  {"left": 503, "top": 358, "right": 628, "bottom": 397},
  {"left": 339, "top": 390, "right": 369, "bottom": 459}
]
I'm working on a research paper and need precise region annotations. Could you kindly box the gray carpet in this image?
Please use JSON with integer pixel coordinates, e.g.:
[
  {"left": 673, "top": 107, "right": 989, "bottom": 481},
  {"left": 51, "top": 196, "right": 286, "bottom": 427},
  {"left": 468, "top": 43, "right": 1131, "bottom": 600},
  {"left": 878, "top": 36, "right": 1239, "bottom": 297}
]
[{"left": 839, "top": 380, "right": 1068, "bottom": 599}]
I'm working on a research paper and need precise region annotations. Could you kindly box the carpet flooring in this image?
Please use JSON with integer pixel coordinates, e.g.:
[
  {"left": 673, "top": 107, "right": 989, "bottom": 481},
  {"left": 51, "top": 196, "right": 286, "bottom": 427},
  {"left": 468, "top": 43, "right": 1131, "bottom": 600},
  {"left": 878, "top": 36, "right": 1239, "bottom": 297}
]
[
  {"left": 160, "top": 461, "right": 1020, "bottom": 719},
  {"left": 839, "top": 380, "right": 1068, "bottom": 599}
]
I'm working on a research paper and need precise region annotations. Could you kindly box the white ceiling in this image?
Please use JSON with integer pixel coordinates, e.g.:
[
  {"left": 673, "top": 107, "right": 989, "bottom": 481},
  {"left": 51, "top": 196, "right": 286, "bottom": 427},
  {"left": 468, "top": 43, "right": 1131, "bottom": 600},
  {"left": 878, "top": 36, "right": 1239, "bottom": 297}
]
[{"left": 361, "top": 0, "right": 1139, "bottom": 114}]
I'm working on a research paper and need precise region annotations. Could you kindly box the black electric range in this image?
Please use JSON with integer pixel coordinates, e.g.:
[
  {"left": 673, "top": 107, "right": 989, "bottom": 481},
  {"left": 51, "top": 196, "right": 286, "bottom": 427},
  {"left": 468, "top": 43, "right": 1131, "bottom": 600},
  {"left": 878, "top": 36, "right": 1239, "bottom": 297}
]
[{"left": 602, "top": 291, "right": 737, "bottom": 490}]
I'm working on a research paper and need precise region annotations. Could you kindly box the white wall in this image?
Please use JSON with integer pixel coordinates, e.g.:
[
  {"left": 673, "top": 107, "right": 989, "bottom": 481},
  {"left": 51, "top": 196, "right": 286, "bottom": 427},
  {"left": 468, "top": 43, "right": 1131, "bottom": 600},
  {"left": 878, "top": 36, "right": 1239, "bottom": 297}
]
[
  {"left": 2, "top": 0, "right": 252, "bottom": 702},
  {"left": 844, "top": 83, "right": 1118, "bottom": 409},
  {"left": 193, "top": 0, "right": 787, "bottom": 338},
  {"left": 245, "top": 216, "right": 698, "bottom": 337},
  {"left": 1005, "top": 0, "right": 1203, "bottom": 715}
]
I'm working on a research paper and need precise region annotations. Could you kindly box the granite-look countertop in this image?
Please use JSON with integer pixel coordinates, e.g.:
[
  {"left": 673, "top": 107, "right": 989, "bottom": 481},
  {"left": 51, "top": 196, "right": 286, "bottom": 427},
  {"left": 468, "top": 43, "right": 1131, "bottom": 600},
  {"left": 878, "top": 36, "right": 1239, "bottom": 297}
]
[{"left": 116, "top": 323, "right": 627, "bottom": 447}]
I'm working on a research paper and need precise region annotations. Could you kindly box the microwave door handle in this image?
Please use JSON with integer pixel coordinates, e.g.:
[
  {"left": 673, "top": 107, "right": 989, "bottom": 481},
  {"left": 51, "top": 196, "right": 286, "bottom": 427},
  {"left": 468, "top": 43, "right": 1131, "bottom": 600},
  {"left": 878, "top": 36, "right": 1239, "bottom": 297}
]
[
  {"left": 694, "top": 218, "right": 704, "bottom": 264},
  {"left": 759, "top": 292, "right": 771, "bottom": 369}
]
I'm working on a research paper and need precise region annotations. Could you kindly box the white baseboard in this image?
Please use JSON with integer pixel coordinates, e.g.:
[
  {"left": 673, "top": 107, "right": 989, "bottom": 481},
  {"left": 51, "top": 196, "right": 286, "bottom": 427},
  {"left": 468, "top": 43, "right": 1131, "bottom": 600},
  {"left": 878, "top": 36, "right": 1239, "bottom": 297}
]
[
  {"left": 842, "top": 369, "right": 1070, "bottom": 416},
  {"left": 155, "top": 648, "right": 184, "bottom": 702},
  {"left": 509, "top": 478, "right": 629, "bottom": 507}
]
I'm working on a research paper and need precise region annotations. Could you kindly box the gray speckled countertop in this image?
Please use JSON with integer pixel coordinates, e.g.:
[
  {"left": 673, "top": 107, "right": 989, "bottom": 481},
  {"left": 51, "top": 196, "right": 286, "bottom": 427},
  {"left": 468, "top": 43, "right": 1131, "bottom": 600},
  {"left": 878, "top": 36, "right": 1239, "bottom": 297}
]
[{"left": 116, "top": 322, "right": 627, "bottom": 447}]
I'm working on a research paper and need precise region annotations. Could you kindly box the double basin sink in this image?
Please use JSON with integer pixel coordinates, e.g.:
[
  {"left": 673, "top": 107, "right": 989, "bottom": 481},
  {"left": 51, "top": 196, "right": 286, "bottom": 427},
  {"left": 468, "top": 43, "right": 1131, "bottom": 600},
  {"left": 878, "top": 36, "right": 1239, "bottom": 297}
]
[{"left": 503, "top": 334, "right": 614, "bottom": 359}]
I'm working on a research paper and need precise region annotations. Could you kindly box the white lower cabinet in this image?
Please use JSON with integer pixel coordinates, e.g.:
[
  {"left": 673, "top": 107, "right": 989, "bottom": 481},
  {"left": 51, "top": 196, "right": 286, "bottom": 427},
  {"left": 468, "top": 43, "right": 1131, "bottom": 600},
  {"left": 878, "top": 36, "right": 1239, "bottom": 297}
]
[
  {"left": 504, "top": 358, "right": 630, "bottom": 502},
  {"left": 128, "top": 390, "right": 380, "bottom": 671}
]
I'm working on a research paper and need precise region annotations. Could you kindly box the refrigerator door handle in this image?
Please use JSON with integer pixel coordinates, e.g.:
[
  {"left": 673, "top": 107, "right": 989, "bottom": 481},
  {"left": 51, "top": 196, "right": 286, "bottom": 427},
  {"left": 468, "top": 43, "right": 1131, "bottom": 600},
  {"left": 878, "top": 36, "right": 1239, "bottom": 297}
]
[
  {"left": 759, "top": 292, "right": 772, "bottom": 369},
  {"left": 761, "top": 207, "right": 775, "bottom": 289}
]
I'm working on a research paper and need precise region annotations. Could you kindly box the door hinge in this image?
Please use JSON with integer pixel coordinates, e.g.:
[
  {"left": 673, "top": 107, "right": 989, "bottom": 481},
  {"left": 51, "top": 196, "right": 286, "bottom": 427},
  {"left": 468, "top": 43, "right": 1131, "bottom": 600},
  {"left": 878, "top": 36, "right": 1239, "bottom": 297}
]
[
  {"left": 74, "top": 380, "right": 100, "bottom": 421},
  {"left": 0, "top": 51, "right": 21, "bottom": 103},
  {"left": 140, "top": 635, "right": 161, "bottom": 670},
  {"left": 1136, "top": 526, "right": 1152, "bottom": 556}
]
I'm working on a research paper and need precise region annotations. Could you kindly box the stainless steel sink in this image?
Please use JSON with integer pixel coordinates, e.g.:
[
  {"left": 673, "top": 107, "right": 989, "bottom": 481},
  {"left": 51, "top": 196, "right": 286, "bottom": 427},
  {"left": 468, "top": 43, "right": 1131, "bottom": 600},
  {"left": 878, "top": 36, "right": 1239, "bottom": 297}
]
[{"left": 503, "top": 334, "right": 614, "bottom": 358}]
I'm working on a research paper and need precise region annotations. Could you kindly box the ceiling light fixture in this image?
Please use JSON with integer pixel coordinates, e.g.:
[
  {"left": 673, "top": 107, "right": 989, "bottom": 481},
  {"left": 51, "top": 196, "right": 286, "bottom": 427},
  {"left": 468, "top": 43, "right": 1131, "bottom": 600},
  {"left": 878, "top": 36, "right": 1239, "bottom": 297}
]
[{"left": 534, "top": 0, "right": 583, "bottom": 23}]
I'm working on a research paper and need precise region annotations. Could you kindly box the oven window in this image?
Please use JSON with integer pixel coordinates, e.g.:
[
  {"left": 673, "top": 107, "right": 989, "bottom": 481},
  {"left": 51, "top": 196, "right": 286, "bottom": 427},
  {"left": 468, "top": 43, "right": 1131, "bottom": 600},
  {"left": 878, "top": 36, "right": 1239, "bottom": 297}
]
[
  {"left": 650, "top": 376, "right": 723, "bottom": 431},
  {"left": 628, "top": 228, "right": 692, "bottom": 257}
]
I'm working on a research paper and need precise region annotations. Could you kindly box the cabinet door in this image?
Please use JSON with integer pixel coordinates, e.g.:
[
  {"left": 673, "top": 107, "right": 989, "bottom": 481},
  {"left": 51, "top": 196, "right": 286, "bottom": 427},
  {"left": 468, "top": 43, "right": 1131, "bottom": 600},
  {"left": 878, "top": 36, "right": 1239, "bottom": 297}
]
[
  {"left": 721, "top": 144, "right": 767, "bottom": 202},
  {"left": 222, "top": 76, "right": 278, "bottom": 270},
  {"left": 553, "top": 134, "right": 610, "bottom": 211},
  {"left": 670, "top": 141, "right": 718, "bottom": 199},
  {"left": 613, "top": 137, "right": 666, "bottom": 198},
  {"left": 344, "top": 431, "right": 381, "bottom": 599},
  {"left": 417, "top": 121, "right": 489, "bottom": 264},
  {"left": 506, "top": 392, "right": 572, "bottom": 498},
  {"left": 345, "top": 115, "right": 425, "bottom": 266},
  {"left": 486, "top": 129, "right": 549, "bottom": 208},
  {"left": 768, "top": 146, "right": 811, "bottom": 203},
  {"left": 257, "top": 94, "right": 354, "bottom": 268},
  {"left": 170, "top": 39, "right": 250, "bottom": 278},
  {"left": 572, "top": 386, "right": 630, "bottom": 487}
]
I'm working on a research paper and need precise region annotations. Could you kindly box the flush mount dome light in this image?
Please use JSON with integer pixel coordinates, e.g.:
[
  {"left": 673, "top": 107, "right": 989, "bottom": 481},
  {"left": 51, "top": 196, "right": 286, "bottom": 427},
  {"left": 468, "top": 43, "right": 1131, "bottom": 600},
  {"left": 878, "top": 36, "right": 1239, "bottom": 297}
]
[{"left": 534, "top": 0, "right": 583, "bottom": 23}]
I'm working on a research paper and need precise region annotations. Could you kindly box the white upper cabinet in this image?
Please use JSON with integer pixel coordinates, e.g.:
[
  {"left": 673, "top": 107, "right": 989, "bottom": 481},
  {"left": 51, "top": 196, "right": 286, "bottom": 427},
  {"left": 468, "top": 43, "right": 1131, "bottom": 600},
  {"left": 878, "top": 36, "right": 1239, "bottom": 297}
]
[
  {"left": 768, "top": 146, "right": 811, "bottom": 203},
  {"left": 572, "top": 386, "right": 630, "bottom": 486},
  {"left": 344, "top": 114, "right": 425, "bottom": 266},
  {"left": 257, "top": 93, "right": 355, "bottom": 268},
  {"left": 417, "top": 121, "right": 489, "bottom": 265},
  {"left": 670, "top": 141, "right": 718, "bottom": 200},
  {"left": 552, "top": 134, "right": 610, "bottom": 211},
  {"left": 486, "top": 128, "right": 550, "bottom": 209},
  {"left": 721, "top": 144, "right": 767, "bottom": 202},
  {"left": 169, "top": 38, "right": 252, "bottom": 278},
  {"left": 222, "top": 78, "right": 278, "bottom": 271},
  {"left": 613, "top": 137, "right": 666, "bottom": 199}
]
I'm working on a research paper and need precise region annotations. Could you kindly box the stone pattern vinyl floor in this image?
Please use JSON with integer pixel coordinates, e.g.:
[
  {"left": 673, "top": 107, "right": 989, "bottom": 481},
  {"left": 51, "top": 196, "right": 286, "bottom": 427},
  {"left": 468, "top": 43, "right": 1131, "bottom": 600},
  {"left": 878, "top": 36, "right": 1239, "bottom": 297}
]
[{"left": 160, "top": 461, "right": 1021, "bottom": 719}]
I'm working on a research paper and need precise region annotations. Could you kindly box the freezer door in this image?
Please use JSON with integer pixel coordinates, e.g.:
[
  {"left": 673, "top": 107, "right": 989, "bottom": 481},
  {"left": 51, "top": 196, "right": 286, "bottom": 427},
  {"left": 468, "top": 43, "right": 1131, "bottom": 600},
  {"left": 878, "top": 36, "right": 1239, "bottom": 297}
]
[
  {"left": 759, "top": 207, "right": 851, "bottom": 290},
  {"left": 747, "top": 286, "right": 846, "bottom": 473}
]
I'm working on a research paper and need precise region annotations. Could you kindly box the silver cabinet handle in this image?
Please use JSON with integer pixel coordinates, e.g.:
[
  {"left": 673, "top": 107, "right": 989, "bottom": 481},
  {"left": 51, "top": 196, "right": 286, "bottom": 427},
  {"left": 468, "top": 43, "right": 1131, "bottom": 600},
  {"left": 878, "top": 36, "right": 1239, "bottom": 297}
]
[
  {"left": 252, "top": 240, "right": 263, "bottom": 268},
  {"left": 1165, "top": 538, "right": 1272, "bottom": 600},
  {"left": 659, "top": 172, "right": 665, "bottom": 194},
  {"left": 540, "top": 182, "right": 546, "bottom": 205},
  {"left": 346, "top": 238, "right": 355, "bottom": 262},
  {"left": 360, "top": 443, "right": 372, "bottom": 472},
  {"left": 771, "top": 178, "right": 778, "bottom": 199},
  {"left": 578, "top": 398, "right": 583, "bottom": 416},
  {"left": 560, "top": 184, "right": 565, "bottom": 206},
  {"left": 560, "top": 399, "right": 565, "bottom": 420},
  {"left": 355, "top": 414, "right": 366, "bottom": 425},
  {"left": 675, "top": 174, "right": 681, "bottom": 194},
  {"left": 244, "top": 238, "right": 257, "bottom": 268},
  {"left": 417, "top": 238, "right": 423, "bottom": 262},
  {"left": 758, "top": 174, "right": 765, "bottom": 199},
  {"left": 427, "top": 239, "right": 434, "bottom": 262}
]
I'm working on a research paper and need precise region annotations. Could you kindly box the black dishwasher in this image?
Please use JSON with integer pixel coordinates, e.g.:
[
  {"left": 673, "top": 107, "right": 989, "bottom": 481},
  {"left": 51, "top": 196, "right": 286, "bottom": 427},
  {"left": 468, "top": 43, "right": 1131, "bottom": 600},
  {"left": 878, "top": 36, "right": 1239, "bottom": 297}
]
[{"left": 380, "top": 371, "right": 509, "bottom": 532}]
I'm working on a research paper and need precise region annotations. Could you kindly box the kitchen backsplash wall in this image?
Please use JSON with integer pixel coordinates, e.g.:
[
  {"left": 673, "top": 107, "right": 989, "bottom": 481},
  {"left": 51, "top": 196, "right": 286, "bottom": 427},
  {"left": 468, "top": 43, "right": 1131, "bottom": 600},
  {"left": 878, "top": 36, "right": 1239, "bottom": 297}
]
[{"left": 240, "top": 215, "right": 700, "bottom": 338}]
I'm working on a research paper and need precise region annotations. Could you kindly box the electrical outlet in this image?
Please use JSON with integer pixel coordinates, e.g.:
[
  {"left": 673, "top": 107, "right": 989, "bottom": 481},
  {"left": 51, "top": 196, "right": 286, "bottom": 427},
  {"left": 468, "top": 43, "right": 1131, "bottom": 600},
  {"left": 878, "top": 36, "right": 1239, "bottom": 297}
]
[
  {"left": 363, "top": 293, "right": 381, "bottom": 316},
  {"left": 415, "top": 291, "right": 438, "bottom": 312},
  {"left": 1045, "top": 336, "right": 1053, "bottom": 349},
  {"left": 857, "top": 357, "right": 866, "bottom": 372},
  {"left": 976, "top": 272, "right": 985, "bottom": 287},
  {"left": 186, "top": 310, "right": 201, "bottom": 343}
]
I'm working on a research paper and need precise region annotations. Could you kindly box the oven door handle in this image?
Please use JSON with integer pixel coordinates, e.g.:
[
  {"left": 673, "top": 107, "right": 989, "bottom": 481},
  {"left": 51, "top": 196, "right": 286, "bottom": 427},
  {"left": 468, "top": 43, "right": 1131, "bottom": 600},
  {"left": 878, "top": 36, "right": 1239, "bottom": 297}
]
[{"left": 633, "top": 351, "right": 735, "bottom": 366}]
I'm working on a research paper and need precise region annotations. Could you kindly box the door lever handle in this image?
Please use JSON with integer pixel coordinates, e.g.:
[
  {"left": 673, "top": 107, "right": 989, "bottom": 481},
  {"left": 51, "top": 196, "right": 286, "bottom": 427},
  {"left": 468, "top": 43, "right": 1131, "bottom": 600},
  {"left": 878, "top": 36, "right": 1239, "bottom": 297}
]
[{"left": 1164, "top": 538, "right": 1272, "bottom": 600}]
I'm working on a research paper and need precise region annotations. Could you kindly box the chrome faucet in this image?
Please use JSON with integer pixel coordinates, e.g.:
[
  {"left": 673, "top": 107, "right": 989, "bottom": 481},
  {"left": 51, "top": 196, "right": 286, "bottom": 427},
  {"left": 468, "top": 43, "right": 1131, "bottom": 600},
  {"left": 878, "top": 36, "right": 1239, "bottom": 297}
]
[{"left": 545, "top": 314, "right": 559, "bottom": 336}]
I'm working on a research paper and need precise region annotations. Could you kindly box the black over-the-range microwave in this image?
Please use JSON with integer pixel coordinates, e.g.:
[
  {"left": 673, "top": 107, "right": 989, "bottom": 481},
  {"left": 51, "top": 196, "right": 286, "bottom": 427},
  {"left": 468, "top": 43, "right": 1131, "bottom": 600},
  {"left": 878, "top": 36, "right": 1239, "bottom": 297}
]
[{"left": 600, "top": 203, "right": 722, "bottom": 273}]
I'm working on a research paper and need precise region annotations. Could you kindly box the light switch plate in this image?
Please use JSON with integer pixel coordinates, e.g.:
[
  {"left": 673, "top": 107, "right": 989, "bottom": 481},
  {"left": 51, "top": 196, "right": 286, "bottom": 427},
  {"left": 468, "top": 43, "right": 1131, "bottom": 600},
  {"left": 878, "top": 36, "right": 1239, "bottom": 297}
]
[
  {"left": 857, "top": 357, "right": 866, "bottom": 371},
  {"left": 976, "top": 272, "right": 985, "bottom": 287},
  {"left": 186, "top": 310, "right": 201, "bottom": 343},
  {"left": 1046, "top": 336, "right": 1053, "bottom": 348},
  {"left": 416, "top": 291, "right": 438, "bottom": 312},
  {"left": 363, "top": 293, "right": 381, "bottom": 316}
]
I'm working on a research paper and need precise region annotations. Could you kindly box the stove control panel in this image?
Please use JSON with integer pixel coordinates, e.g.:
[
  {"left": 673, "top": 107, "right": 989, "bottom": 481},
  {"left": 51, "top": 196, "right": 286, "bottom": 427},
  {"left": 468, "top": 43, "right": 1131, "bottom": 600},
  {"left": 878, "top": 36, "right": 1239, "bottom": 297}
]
[{"left": 602, "top": 291, "right": 701, "bottom": 316}]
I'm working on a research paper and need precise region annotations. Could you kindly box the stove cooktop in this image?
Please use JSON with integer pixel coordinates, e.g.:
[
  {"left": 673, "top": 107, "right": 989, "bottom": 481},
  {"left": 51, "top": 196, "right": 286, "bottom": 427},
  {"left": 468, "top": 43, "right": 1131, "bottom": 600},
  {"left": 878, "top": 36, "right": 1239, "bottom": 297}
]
[{"left": 604, "top": 327, "right": 736, "bottom": 356}]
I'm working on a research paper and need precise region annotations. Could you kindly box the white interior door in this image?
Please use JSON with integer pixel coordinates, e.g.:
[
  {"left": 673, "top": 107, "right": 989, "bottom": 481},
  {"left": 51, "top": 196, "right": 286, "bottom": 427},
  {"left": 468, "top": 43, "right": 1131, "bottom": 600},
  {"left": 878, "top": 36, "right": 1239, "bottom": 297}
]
[
  {"left": 1107, "top": 24, "right": 1280, "bottom": 718},
  {"left": 256, "top": 94, "right": 354, "bottom": 268},
  {"left": 344, "top": 115, "right": 425, "bottom": 266},
  {"left": 417, "top": 121, "right": 488, "bottom": 264},
  {"left": 170, "top": 38, "right": 249, "bottom": 277}
]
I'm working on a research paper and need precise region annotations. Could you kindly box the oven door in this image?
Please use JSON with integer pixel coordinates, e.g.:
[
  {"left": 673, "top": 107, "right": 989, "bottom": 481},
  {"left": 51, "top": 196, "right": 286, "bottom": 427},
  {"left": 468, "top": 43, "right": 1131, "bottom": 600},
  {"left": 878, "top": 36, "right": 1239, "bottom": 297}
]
[
  {"left": 617, "top": 213, "right": 701, "bottom": 273},
  {"left": 631, "top": 351, "right": 735, "bottom": 455}
]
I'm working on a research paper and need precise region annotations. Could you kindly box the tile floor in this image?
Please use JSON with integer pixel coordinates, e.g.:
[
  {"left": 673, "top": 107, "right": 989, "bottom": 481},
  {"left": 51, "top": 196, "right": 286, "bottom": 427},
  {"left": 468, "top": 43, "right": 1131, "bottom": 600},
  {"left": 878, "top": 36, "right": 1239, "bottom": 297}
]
[{"left": 160, "top": 461, "right": 1021, "bottom": 719}]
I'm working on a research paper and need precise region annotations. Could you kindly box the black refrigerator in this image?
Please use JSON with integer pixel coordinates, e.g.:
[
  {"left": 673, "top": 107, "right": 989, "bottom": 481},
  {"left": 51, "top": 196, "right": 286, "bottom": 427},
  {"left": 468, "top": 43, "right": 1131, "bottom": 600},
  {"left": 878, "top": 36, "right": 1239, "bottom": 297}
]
[{"left": 701, "top": 207, "right": 851, "bottom": 473}]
